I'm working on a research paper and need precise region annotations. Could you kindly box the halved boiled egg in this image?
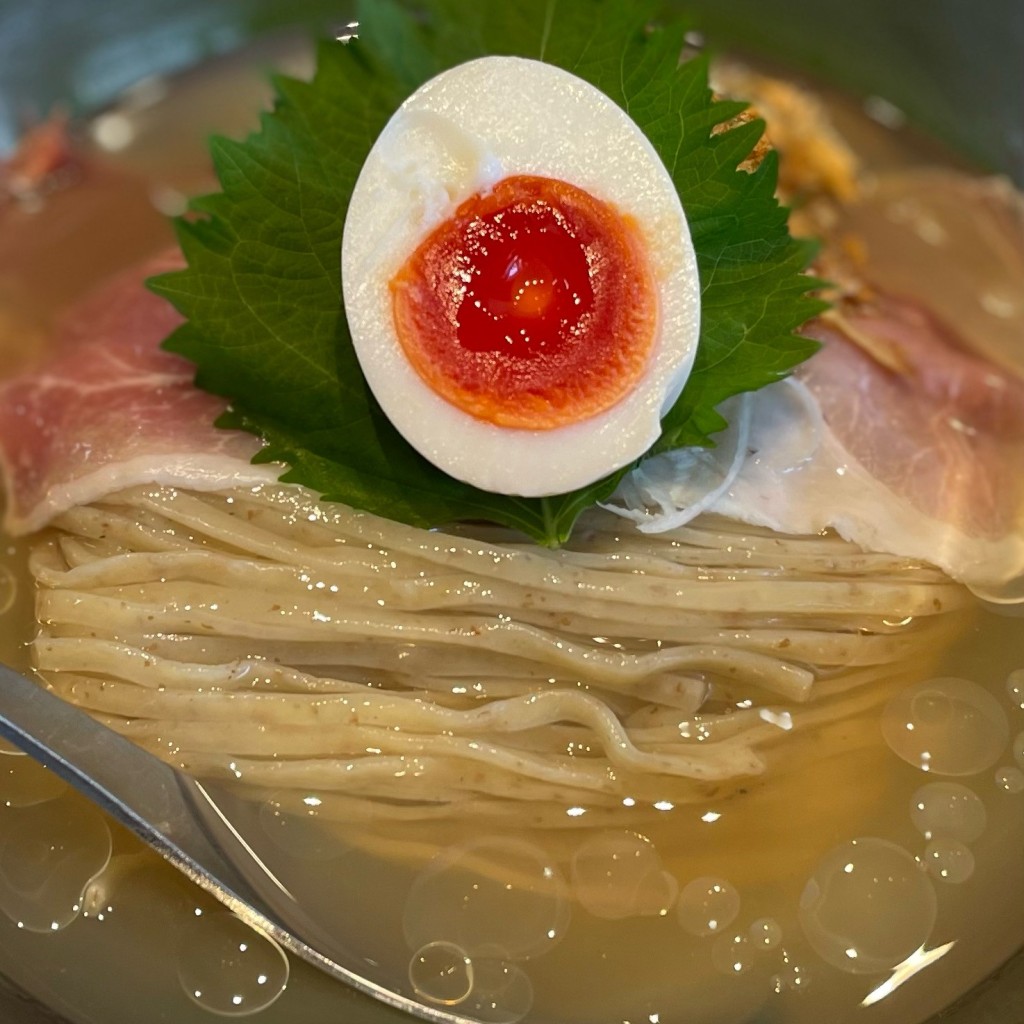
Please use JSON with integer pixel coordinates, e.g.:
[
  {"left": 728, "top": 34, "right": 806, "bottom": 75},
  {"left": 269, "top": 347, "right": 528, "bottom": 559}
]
[{"left": 342, "top": 56, "right": 700, "bottom": 497}]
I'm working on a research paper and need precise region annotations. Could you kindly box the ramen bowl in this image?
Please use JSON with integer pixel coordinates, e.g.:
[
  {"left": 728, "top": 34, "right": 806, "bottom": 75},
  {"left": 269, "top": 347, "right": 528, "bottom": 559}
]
[{"left": 0, "top": 1, "right": 1021, "bottom": 1022}]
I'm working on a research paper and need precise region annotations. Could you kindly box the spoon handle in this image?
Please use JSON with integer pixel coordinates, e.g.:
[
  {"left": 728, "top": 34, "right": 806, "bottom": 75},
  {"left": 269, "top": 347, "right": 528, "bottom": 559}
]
[
  {"left": 0, "top": 662, "right": 257, "bottom": 899},
  {"left": 0, "top": 662, "right": 458, "bottom": 1024}
]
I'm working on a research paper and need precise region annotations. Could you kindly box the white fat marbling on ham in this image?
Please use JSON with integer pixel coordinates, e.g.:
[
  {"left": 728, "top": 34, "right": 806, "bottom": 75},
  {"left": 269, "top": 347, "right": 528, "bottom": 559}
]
[
  {"left": 610, "top": 294, "right": 1024, "bottom": 598},
  {"left": 0, "top": 253, "right": 280, "bottom": 535}
]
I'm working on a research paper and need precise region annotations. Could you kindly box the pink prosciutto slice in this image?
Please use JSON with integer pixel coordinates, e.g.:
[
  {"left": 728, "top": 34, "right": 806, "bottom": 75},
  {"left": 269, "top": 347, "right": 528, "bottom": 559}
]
[
  {"left": 0, "top": 253, "right": 278, "bottom": 536},
  {"left": 800, "top": 296, "right": 1024, "bottom": 543},
  {"left": 612, "top": 290, "right": 1024, "bottom": 598}
]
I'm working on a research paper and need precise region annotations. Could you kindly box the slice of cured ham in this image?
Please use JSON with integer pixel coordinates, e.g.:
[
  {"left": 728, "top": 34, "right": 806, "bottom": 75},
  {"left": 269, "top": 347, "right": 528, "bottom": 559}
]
[
  {"left": 611, "top": 292, "right": 1024, "bottom": 600},
  {"left": 0, "top": 253, "right": 279, "bottom": 536},
  {"left": 801, "top": 297, "right": 1024, "bottom": 545}
]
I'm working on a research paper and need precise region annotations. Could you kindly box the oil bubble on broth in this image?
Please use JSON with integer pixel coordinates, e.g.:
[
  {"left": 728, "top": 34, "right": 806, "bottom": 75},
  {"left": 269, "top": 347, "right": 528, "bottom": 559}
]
[
  {"left": 798, "top": 838, "right": 937, "bottom": 975},
  {"left": 909, "top": 782, "right": 987, "bottom": 843},
  {"left": 175, "top": 910, "right": 289, "bottom": 1017},
  {"left": 881, "top": 677, "right": 1010, "bottom": 776},
  {"left": 676, "top": 876, "right": 742, "bottom": 937},
  {"left": 401, "top": 838, "right": 571, "bottom": 963},
  {"left": 0, "top": 794, "right": 111, "bottom": 934},
  {"left": 570, "top": 830, "right": 678, "bottom": 920},
  {"left": 921, "top": 839, "right": 975, "bottom": 885}
]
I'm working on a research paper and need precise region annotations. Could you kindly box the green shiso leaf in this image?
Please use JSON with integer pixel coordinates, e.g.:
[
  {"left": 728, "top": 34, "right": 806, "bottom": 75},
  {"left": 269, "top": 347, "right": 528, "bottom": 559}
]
[{"left": 148, "top": 0, "right": 824, "bottom": 546}]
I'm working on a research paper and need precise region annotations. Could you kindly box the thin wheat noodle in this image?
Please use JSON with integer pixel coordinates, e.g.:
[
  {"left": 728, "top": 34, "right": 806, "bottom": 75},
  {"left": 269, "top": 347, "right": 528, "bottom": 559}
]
[{"left": 27, "top": 483, "right": 968, "bottom": 822}]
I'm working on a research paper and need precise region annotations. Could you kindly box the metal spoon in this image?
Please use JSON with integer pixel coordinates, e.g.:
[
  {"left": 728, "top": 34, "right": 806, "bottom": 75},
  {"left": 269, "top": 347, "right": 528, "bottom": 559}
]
[{"left": 0, "top": 662, "right": 471, "bottom": 1024}]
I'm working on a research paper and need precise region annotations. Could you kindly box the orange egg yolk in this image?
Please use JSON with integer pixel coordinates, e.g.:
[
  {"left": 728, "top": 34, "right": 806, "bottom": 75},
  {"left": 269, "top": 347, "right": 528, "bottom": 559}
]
[{"left": 390, "top": 175, "right": 658, "bottom": 430}]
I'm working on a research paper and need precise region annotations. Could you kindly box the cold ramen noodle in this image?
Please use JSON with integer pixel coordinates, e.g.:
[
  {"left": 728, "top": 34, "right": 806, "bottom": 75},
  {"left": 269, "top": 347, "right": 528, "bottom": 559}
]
[{"left": 1, "top": 11, "right": 1024, "bottom": 1024}]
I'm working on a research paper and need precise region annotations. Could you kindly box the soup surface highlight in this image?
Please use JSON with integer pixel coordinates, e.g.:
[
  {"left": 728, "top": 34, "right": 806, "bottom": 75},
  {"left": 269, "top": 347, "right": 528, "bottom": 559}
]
[{"left": 1, "top": 34, "right": 1023, "bottom": 1024}]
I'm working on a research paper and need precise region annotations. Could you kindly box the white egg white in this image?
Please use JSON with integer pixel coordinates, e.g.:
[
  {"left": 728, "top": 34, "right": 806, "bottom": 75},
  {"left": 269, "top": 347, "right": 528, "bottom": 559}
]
[{"left": 342, "top": 55, "right": 700, "bottom": 497}]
